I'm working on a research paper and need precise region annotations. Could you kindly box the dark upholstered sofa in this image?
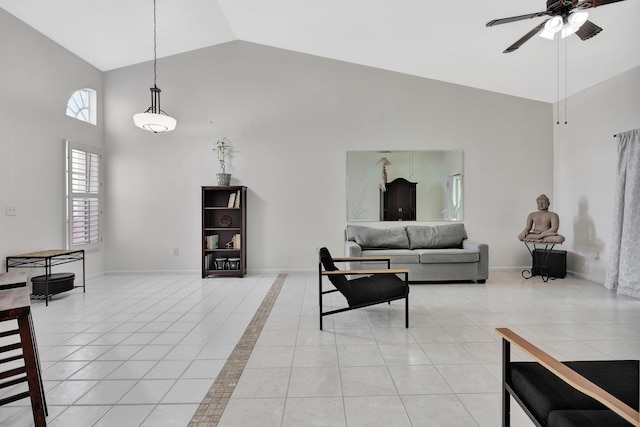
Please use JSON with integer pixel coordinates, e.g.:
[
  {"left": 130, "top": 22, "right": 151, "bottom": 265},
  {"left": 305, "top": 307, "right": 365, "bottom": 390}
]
[
  {"left": 344, "top": 224, "right": 488, "bottom": 283},
  {"left": 498, "top": 328, "right": 639, "bottom": 427}
]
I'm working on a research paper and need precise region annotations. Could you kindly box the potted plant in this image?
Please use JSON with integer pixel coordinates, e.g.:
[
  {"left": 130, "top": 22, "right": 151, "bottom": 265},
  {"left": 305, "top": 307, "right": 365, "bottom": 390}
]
[{"left": 213, "top": 137, "right": 232, "bottom": 185}]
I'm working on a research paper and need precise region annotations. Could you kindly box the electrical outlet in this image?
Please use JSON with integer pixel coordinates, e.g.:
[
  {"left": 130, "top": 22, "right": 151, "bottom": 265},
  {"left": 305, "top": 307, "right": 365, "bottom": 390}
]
[
  {"left": 6, "top": 206, "right": 16, "bottom": 216},
  {"left": 172, "top": 248, "right": 179, "bottom": 256}
]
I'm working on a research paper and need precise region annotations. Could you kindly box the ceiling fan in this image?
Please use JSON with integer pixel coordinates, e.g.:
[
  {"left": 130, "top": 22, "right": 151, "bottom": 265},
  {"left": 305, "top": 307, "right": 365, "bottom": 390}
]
[{"left": 486, "top": 0, "right": 627, "bottom": 53}]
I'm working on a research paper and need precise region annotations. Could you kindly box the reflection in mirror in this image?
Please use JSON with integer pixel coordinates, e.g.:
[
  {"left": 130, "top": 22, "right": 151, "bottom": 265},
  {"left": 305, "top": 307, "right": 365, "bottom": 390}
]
[{"left": 346, "top": 150, "right": 463, "bottom": 222}]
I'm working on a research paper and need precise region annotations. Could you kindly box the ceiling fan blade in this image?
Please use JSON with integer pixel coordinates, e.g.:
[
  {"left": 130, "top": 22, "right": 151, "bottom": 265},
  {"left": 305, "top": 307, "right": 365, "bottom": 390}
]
[
  {"left": 503, "top": 22, "right": 547, "bottom": 53},
  {"left": 590, "top": 0, "right": 627, "bottom": 7},
  {"left": 575, "top": 20, "right": 603, "bottom": 40},
  {"left": 486, "top": 11, "right": 550, "bottom": 27}
]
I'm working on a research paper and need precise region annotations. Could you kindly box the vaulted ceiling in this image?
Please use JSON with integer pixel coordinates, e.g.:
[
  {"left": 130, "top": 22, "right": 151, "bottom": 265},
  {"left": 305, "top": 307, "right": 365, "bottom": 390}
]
[{"left": 1, "top": 0, "right": 638, "bottom": 103}]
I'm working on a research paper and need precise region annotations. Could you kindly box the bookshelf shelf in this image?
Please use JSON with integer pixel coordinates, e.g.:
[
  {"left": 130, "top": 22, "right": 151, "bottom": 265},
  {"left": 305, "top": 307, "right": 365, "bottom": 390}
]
[{"left": 201, "top": 186, "right": 247, "bottom": 278}]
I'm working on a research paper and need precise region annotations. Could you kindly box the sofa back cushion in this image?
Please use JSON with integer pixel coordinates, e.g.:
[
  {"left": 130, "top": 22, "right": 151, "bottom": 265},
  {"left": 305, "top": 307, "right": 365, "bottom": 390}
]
[
  {"left": 346, "top": 225, "right": 409, "bottom": 249},
  {"left": 406, "top": 224, "right": 467, "bottom": 249}
]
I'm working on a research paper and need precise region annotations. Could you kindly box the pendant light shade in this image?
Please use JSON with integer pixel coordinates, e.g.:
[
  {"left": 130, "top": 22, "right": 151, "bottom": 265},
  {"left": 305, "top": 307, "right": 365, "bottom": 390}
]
[
  {"left": 133, "top": 0, "right": 177, "bottom": 133},
  {"left": 133, "top": 86, "right": 177, "bottom": 133}
]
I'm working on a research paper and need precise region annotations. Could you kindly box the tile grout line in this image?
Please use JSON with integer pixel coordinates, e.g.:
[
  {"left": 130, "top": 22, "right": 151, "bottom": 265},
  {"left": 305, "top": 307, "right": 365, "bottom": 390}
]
[{"left": 187, "top": 273, "right": 287, "bottom": 427}]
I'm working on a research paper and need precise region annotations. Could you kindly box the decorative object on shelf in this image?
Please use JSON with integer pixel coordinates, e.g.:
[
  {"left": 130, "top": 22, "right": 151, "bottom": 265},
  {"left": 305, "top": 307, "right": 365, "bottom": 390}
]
[
  {"left": 219, "top": 215, "right": 232, "bottom": 227},
  {"left": 228, "top": 257, "right": 241, "bottom": 270},
  {"left": 377, "top": 156, "right": 391, "bottom": 184},
  {"left": 132, "top": 0, "right": 177, "bottom": 133},
  {"left": 213, "top": 137, "right": 232, "bottom": 185},
  {"left": 205, "top": 235, "right": 218, "bottom": 250}
]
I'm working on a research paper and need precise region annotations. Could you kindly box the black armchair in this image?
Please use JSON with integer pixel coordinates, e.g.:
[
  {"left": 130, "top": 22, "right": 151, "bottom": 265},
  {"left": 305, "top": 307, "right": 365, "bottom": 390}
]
[
  {"left": 318, "top": 247, "right": 409, "bottom": 330},
  {"left": 497, "top": 328, "right": 639, "bottom": 427}
]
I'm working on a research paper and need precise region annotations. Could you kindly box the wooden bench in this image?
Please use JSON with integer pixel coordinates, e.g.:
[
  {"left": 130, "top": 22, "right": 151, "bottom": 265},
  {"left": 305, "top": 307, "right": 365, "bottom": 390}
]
[{"left": 497, "top": 328, "right": 639, "bottom": 427}]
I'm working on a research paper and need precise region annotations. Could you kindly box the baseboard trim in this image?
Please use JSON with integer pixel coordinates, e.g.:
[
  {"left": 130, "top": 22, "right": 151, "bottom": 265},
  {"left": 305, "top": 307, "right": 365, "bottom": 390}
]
[
  {"left": 104, "top": 269, "right": 200, "bottom": 275},
  {"left": 566, "top": 270, "right": 604, "bottom": 284}
]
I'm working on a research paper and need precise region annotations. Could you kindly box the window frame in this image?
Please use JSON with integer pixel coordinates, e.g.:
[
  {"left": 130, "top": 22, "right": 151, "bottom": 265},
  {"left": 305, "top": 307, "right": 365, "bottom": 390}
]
[
  {"left": 66, "top": 88, "right": 97, "bottom": 125},
  {"left": 64, "top": 140, "right": 102, "bottom": 251}
]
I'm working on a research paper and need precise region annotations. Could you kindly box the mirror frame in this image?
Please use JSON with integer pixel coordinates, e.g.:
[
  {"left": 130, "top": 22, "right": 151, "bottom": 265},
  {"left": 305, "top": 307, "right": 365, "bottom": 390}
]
[{"left": 346, "top": 150, "right": 464, "bottom": 222}]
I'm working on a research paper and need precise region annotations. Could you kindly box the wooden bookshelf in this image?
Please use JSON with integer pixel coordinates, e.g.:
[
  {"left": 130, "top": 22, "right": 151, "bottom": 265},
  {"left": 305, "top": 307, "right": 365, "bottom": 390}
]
[{"left": 201, "top": 186, "right": 247, "bottom": 278}]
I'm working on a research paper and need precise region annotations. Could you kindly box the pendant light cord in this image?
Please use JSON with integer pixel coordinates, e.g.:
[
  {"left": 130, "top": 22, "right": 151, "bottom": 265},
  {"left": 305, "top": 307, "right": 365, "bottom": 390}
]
[
  {"left": 556, "top": 36, "right": 560, "bottom": 125},
  {"left": 153, "top": 0, "right": 157, "bottom": 88},
  {"left": 564, "top": 37, "right": 568, "bottom": 125},
  {"left": 555, "top": 35, "right": 569, "bottom": 125}
]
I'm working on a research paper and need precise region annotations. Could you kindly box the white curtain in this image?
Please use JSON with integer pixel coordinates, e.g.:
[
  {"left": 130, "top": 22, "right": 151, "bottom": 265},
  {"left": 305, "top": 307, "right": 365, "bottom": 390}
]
[{"left": 605, "top": 129, "right": 640, "bottom": 297}]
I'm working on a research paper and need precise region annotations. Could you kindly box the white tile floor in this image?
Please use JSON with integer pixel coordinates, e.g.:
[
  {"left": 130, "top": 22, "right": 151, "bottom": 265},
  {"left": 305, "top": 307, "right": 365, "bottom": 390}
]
[
  {"left": 1, "top": 271, "right": 639, "bottom": 426},
  {"left": 0, "top": 274, "right": 275, "bottom": 427}
]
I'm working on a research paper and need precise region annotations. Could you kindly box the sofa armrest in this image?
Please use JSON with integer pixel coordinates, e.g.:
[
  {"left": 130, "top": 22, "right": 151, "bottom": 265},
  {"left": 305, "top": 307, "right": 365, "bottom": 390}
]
[
  {"left": 345, "top": 240, "right": 363, "bottom": 270},
  {"left": 463, "top": 239, "right": 489, "bottom": 282}
]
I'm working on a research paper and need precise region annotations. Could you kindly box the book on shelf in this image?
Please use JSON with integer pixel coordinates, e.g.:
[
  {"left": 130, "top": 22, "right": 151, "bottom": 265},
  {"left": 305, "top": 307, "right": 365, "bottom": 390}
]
[
  {"left": 227, "top": 193, "right": 236, "bottom": 208},
  {"left": 205, "top": 253, "right": 214, "bottom": 269},
  {"left": 234, "top": 190, "right": 241, "bottom": 208},
  {"left": 205, "top": 235, "right": 218, "bottom": 250},
  {"left": 232, "top": 234, "right": 241, "bottom": 249}
]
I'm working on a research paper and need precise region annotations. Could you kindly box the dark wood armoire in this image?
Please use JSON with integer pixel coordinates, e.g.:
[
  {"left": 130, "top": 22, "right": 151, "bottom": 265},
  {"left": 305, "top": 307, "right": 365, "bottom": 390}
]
[{"left": 380, "top": 178, "right": 417, "bottom": 221}]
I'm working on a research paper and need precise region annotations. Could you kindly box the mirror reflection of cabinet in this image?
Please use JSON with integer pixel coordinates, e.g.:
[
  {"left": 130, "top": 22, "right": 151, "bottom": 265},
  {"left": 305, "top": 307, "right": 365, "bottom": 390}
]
[
  {"left": 346, "top": 150, "right": 463, "bottom": 221},
  {"left": 380, "top": 178, "right": 417, "bottom": 221}
]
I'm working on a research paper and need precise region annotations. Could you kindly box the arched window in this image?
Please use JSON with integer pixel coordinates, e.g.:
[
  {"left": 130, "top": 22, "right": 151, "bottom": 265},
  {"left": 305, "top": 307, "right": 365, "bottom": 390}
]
[{"left": 66, "top": 88, "right": 97, "bottom": 125}]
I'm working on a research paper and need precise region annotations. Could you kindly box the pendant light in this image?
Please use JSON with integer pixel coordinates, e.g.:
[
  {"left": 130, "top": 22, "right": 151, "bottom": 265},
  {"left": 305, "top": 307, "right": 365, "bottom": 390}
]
[{"left": 133, "top": 0, "right": 177, "bottom": 133}]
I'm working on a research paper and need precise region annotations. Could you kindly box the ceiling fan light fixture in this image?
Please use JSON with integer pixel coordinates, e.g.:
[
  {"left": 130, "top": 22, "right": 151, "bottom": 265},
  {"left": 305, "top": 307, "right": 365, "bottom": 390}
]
[
  {"left": 561, "top": 10, "right": 589, "bottom": 38},
  {"left": 546, "top": 16, "right": 564, "bottom": 32},
  {"left": 539, "top": 16, "right": 563, "bottom": 39},
  {"left": 568, "top": 10, "right": 589, "bottom": 27}
]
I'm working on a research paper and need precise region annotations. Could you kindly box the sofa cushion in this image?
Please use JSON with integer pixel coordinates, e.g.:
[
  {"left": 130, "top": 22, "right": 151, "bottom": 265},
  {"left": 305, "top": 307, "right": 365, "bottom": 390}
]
[
  {"left": 415, "top": 249, "right": 479, "bottom": 264},
  {"left": 346, "top": 225, "right": 409, "bottom": 249},
  {"left": 406, "top": 224, "right": 467, "bottom": 249},
  {"left": 361, "top": 249, "right": 419, "bottom": 264},
  {"left": 510, "top": 360, "right": 639, "bottom": 424},
  {"left": 548, "top": 410, "right": 631, "bottom": 427}
]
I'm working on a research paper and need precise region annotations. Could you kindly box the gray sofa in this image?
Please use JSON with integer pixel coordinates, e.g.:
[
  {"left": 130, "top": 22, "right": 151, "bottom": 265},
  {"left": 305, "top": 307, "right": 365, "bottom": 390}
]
[{"left": 345, "top": 224, "right": 488, "bottom": 283}]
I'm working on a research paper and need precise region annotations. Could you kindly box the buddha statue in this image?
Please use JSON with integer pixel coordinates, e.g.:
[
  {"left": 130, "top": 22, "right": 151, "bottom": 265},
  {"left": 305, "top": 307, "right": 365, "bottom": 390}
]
[{"left": 518, "top": 194, "right": 565, "bottom": 243}]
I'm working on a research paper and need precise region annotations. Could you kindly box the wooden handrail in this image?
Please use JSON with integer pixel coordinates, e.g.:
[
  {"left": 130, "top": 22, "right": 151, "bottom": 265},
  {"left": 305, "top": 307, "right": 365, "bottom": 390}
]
[{"left": 496, "top": 327, "right": 640, "bottom": 426}]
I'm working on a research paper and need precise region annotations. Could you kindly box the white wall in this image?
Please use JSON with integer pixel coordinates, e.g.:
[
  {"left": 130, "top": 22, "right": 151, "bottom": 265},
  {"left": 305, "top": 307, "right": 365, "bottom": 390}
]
[
  {"left": 554, "top": 66, "right": 640, "bottom": 282},
  {"left": 0, "top": 9, "right": 104, "bottom": 277},
  {"left": 104, "top": 41, "right": 553, "bottom": 273},
  {"left": 5, "top": 9, "right": 637, "bottom": 282}
]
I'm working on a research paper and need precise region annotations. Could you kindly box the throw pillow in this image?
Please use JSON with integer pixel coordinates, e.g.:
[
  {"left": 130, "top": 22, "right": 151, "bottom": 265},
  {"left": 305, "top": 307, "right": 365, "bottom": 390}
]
[
  {"left": 406, "top": 224, "right": 467, "bottom": 249},
  {"left": 346, "top": 225, "right": 409, "bottom": 249}
]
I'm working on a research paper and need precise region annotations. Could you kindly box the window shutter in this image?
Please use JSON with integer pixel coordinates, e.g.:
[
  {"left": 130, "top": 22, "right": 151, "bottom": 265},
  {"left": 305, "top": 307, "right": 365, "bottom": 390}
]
[{"left": 67, "top": 145, "right": 101, "bottom": 248}]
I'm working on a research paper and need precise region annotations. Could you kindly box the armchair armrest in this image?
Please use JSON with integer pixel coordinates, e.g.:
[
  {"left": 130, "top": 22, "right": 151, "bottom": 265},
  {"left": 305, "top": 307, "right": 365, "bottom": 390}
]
[
  {"left": 332, "top": 256, "right": 392, "bottom": 262},
  {"left": 496, "top": 327, "right": 639, "bottom": 426},
  {"left": 322, "top": 268, "right": 409, "bottom": 276}
]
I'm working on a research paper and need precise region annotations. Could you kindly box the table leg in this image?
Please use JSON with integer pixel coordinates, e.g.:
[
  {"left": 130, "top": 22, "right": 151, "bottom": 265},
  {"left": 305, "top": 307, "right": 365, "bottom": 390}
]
[
  {"left": 82, "top": 250, "right": 86, "bottom": 293},
  {"left": 44, "top": 259, "right": 50, "bottom": 307},
  {"left": 521, "top": 242, "right": 534, "bottom": 279}
]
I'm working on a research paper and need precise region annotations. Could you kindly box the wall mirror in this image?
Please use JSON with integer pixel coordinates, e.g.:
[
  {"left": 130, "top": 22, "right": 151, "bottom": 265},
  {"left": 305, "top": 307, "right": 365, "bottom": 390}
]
[{"left": 346, "top": 150, "right": 464, "bottom": 222}]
